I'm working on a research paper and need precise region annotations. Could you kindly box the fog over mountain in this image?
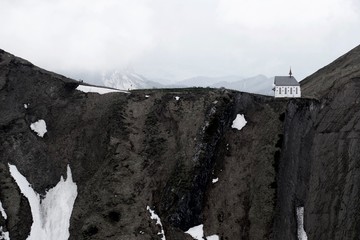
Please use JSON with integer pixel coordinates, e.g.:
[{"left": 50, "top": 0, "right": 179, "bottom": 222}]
[
  {"left": 103, "top": 70, "right": 275, "bottom": 95},
  {"left": 102, "top": 70, "right": 163, "bottom": 90}
]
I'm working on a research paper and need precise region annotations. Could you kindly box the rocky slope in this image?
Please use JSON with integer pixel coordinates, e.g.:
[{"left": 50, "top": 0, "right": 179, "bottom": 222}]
[
  {"left": 301, "top": 44, "right": 360, "bottom": 99},
  {"left": 297, "top": 44, "right": 360, "bottom": 239},
  {"left": 0, "top": 44, "right": 360, "bottom": 240}
]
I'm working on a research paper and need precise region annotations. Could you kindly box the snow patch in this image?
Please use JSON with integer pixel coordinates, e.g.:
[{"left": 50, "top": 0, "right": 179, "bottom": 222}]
[
  {"left": 175, "top": 96, "right": 180, "bottom": 101},
  {"left": 185, "top": 224, "right": 204, "bottom": 240},
  {"left": 232, "top": 114, "right": 247, "bottom": 130},
  {"left": 76, "top": 85, "right": 129, "bottom": 95},
  {"left": 296, "top": 207, "right": 308, "bottom": 240},
  {"left": 206, "top": 235, "right": 220, "bottom": 240},
  {"left": 30, "top": 119, "right": 47, "bottom": 137},
  {"left": 9, "top": 164, "right": 78, "bottom": 240},
  {"left": 185, "top": 224, "right": 219, "bottom": 240},
  {"left": 146, "top": 206, "right": 166, "bottom": 240},
  {"left": 212, "top": 178, "right": 218, "bottom": 183},
  {"left": 0, "top": 227, "right": 10, "bottom": 240},
  {"left": 0, "top": 201, "right": 7, "bottom": 220}
]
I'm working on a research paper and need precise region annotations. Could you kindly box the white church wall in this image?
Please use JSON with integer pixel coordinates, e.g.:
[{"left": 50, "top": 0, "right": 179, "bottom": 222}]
[{"left": 275, "top": 86, "right": 301, "bottom": 98}]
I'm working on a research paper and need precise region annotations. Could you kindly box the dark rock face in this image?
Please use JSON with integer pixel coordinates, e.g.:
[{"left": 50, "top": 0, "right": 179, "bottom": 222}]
[
  {"left": 0, "top": 163, "right": 32, "bottom": 240},
  {"left": 297, "top": 44, "right": 360, "bottom": 239},
  {"left": 272, "top": 99, "right": 318, "bottom": 239},
  {"left": 1, "top": 44, "right": 360, "bottom": 240},
  {"left": 301, "top": 78, "right": 360, "bottom": 239},
  {"left": 203, "top": 94, "right": 288, "bottom": 239}
]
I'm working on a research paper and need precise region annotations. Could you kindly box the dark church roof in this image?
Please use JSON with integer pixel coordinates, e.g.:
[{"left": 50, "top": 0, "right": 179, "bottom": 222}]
[{"left": 274, "top": 76, "right": 299, "bottom": 86}]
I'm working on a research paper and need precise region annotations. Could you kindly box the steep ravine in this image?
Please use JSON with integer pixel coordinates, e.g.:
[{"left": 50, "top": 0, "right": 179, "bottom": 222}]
[
  {"left": 1, "top": 46, "right": 360, "bottom": 240},
  {"left": 272, "top": 99, "right": 318, "bottom": 239}
]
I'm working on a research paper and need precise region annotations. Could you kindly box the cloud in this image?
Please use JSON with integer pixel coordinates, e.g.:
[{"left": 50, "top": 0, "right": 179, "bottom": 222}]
[
  {"left": 217, "top": 0, "right": 358, "bottom": 28},
  {"left": 1, "top": 0, "right": 360, "bottom": 82},
  {"left": 0, "top": 0, "right": 154, "bottom": 72},
  {"left": 214, "top": 0, "right": 360, "bottom": 77}
]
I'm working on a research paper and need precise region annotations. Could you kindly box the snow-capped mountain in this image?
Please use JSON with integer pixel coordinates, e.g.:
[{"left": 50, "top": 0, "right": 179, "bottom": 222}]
[{"left": 102, "top": 70, "right": 163, "bottom": 90}]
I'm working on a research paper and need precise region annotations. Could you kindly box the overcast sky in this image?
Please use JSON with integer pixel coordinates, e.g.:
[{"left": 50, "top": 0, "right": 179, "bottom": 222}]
[{"left": 1, "top": 0, "right": 360, "bottom": 83}]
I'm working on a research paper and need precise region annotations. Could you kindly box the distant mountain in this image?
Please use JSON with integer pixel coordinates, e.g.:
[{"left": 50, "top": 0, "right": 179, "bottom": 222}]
[
  {"left": 102, "top": 70, "right": 274, "bottom": 96},
  {"left": 176, "top": 75, "right": 274, "bottom": 96},
  {"left": 218, "top": 75, "right": 274, "bottom": 95},
  {"left": 102, "top": 70, "right": 163, "bottom": 90},
  {"left": 176, "top": 75, "right": 244, "bottom": 88}
]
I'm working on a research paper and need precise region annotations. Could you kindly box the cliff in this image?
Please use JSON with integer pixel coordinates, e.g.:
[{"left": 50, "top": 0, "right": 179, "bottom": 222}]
[{"left": 0, "top": 45, "right": 360, "bottom": 240}]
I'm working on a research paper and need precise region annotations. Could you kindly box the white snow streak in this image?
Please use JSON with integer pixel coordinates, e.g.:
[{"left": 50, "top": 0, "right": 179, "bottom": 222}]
[
  {"left": 76, "top": 85, "right": 129, "bottom": 94},
  {"left": 0, "top": 201, "right": 7, "bottom": 220},
  {"left": 30, "top": 119, "right": 47, "bottom": 137},
  {"left": 0, "top": 202, "right": 9, "bottom": 240},
  {"left": 146, "top": 206, "right": 166, "bottom": 240},
  {"left": 231, "top": 114, "right": 247, "bottom": 130},
  {"left": 8, "top": 164, "right": 77, "bottom": 240},
  {"left": 296, "top": 207, "right": 308, "bottom": 240}
]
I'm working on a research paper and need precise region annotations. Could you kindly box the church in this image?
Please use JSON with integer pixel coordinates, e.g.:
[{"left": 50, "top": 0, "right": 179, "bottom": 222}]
[{"left": 273, "top": 69, "right": 301, "bottom": 98}]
